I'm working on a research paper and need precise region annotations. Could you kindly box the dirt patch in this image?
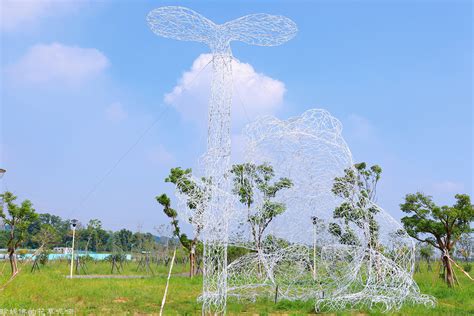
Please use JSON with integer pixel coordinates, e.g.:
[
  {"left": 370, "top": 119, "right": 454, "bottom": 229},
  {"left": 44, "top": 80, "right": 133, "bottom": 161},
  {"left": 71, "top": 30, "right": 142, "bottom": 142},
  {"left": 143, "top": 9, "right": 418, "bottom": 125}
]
[
  {"left": 113, "top": 297, "right": 129, "bottom": 303},
  {"left": 439, "top": 302, "right": 456, "bottom": 308},
  {"left": 66, "top": 275, "right": 151, "bottom": 279}
]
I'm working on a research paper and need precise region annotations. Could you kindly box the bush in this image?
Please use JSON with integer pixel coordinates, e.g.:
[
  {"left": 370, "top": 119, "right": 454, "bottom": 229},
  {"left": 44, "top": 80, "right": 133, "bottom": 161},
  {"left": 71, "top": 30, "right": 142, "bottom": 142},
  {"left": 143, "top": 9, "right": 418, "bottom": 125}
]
[
  {"left": 463, "top": 263, "right": 471, "bottom": 273},
  {"left": 107, "top": 253, "right": 126, "bottom": 263},
  {"left": 81, "top": 255, "right": 94, "bottom": 262},
  {"left": 228, "top": 245, "right": 250, "bottom": 263},
  {"left": 39, "top": 252, "right": 49, "bottom": 265}
]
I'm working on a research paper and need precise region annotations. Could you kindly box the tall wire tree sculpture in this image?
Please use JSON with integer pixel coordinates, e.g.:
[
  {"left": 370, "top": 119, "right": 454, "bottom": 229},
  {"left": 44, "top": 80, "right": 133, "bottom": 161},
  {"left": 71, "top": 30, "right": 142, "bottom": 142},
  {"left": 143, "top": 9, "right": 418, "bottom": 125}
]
[
  {"left": 147, "top": 6, "right": 433, "bottom": 314},
  {"left": 147, "top": 6, "right": 297, "bottom": 313}
]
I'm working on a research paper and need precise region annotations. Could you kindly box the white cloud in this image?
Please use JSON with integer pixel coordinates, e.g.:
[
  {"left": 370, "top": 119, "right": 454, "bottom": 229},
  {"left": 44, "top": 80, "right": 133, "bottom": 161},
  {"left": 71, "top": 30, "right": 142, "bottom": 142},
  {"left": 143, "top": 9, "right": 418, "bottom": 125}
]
[
  {"left": 164, "top": 53, "right": 286, "bottom": 129},
  {"left": 7, "top": 43, "right": 109, "bottom": 85},
  {"left": 147, "top": 145, "right": 175, "bottom": 167},
  {"left": 432, "top": 181, "right": 464, "bottom": 194},
  {"left": 1, "top": 0, "right": 83, "bottom": 31},
  {"left": 105, "top": 102, "right": 128, "bottom": 123}
]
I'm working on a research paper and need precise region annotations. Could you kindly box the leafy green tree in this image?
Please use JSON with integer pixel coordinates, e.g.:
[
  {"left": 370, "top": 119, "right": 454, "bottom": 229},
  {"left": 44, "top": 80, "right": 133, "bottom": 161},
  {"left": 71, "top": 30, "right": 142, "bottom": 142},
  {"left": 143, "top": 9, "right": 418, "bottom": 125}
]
[
  {"left": 30, "top": 224, "right": 60, "bottom": 267},
  {"left": 131, "top": 231, "right": 146, "bottom": 252},
  {"left": 455, "top": 233, "right": 472, "bottom": 262},
  {"left": 156, "top": 193, "right": 201, "bottom": 277},
  {"left": 106, "top": 231, "right": 125, "bottom": 254},
  {"left": 116, "top": 229, "right": 133, "bottom": 252},
  {"left": 136, "top": 232, "right": 157, "bottom": 252},
  {"left": 0, "top": 230, "right": 9, "bottom": 248},
  {"left": 32, "top": 224, "right": 60, "bottom": 249},
  {"left": 418, "top": 243, "right": 434, "bottom": 271},
  {"left": 26, "top": 213, "right": 68, "bottom": 248},
  {"left": 400, "top": 193, "right": 473, "bottom": 287},
  {"left": 156, "top": 167, "right": 206, "bottom": 278},
  {"left": 0, "top": 192, "right": 38, "bottom": 275},
  {"left": 230, "top": 163, "right": 293, "bottom": 252},
  {"left": 419, "top": 244, "right": 434, "bottom": 262},
  {"left": 165, "top": 167, "right": 205, "bottom": 274},
  {"left": 330, "top": 162, "right": 382, "bottom": 249},
  {"left": 84, "top": 219, "right": 108, "bottom": 252},
  {"left": 38, "top": 213, "right": 71, "bottom": 245},
  {"left": 165, "top": 167, "right": 206, "bottom": 212}
]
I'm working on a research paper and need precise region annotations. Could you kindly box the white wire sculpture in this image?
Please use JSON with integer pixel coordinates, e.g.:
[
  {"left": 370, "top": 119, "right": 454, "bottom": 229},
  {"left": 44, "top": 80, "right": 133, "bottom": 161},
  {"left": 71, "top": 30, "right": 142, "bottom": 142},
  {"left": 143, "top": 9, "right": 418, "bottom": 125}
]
[
  {"left": 148, "top": 6, "right": 297, "bottom": 313},
  {"left": 230, "top": 109, "right": 434, "bottom": 311},
  {"left": 147, "top": 6, "right": 433, "bottom": 314}
]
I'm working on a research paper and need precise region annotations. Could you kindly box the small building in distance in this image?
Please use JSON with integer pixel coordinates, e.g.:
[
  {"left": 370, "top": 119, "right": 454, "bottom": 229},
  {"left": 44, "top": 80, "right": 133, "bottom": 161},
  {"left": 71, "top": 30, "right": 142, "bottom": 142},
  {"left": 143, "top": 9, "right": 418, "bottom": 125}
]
[{"left": 53, "top": 247, "right": 73, "bottom": 254}]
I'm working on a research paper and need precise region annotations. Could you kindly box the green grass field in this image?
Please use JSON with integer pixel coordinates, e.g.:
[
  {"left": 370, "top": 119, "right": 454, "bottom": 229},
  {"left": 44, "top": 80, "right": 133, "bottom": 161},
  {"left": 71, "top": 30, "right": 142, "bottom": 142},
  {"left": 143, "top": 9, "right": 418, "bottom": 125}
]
[{"left": 0, "top": 260, "right": 472, "bottom": 315}]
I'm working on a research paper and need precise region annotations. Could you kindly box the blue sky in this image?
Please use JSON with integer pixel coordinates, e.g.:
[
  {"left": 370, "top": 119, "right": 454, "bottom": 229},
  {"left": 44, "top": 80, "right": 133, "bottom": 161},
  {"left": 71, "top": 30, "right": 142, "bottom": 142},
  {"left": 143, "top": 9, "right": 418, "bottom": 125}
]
[{"left": 1, "top": 0, "right": 472, "bottom": 234}]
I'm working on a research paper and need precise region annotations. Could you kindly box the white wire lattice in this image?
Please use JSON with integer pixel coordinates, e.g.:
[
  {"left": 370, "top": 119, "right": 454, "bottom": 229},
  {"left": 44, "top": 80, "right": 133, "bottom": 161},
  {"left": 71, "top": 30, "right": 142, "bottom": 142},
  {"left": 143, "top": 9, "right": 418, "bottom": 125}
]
[{"left": 147, "top": 6, "right": 434, "bottom": 313}]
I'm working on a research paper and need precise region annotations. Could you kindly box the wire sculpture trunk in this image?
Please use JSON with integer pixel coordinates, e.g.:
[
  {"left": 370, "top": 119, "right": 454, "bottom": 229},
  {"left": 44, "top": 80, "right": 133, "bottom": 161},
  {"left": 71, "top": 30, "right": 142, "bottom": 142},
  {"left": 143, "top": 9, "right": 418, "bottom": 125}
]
[{"left": 201, "top": 52, "right": 233, "bottom": 313}]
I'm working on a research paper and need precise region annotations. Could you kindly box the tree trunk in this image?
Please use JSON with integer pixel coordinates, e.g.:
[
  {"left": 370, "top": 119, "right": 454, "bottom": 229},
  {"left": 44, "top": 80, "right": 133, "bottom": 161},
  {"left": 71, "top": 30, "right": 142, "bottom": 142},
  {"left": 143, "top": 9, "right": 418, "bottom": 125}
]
[
  {"left": 442, "top": 252, "right": 455, "bottom": 287},
  {"left": 8, "top": 225, "right": 18, "bottom": 276},
  {"left": 189, "top": 252, "right": 193, "bottom": 278},
  {"left": 189, "top": 244, "right": 196, "bottom": 278},
  {"left": 9, "top": 249, "right": 18, "bottom": 276}
]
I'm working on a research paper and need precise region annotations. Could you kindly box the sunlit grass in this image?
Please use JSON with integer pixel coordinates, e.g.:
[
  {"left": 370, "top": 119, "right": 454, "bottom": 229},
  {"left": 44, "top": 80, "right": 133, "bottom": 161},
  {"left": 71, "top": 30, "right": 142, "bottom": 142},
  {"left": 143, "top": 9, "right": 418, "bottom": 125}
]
[{"left": 0, "top": 260, "right": 472, "bottom": 315}]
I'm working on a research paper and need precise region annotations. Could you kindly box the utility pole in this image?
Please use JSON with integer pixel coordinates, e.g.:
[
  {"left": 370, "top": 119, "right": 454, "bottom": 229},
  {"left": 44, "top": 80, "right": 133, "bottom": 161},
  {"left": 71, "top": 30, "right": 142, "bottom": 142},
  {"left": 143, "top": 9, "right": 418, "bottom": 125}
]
[
  {"left": 311, "top": 216, "right": 319, "bottom": 281},
  {"left": 69, "top": 219, "right": 78, "bottom": 278},
  {"left": 0, "top": 169, "right": 5, "bottom": 230}
]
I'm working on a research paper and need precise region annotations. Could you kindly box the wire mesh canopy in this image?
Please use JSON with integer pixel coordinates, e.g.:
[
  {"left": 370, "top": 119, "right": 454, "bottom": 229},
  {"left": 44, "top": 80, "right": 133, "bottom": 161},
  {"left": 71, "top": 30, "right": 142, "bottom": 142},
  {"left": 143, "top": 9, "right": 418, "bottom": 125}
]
[{"left": 147, "top": 6, "right": 297, "bottom": 50}]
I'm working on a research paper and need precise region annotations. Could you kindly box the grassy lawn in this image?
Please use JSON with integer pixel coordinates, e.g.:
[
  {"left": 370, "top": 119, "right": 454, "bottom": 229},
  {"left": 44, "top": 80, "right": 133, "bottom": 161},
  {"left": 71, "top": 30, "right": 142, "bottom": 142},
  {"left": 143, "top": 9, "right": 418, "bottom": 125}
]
[{"left": 0, "top": 260, "right": 472, "bottom": 315}]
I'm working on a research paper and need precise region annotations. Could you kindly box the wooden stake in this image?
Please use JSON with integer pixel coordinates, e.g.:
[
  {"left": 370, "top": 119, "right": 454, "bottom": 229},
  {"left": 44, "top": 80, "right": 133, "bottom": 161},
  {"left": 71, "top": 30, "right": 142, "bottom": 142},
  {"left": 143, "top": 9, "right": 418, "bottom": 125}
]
[
  {"left": 447, "top": 255, "right": 473, "bottom": 281},
  {"left": 1, "top": 246, "right": 43, "bottom": 290},
  {"left": 274, "top": 284, "right": 279, "bottom": 304},
  {"left": 160, "top": 248, "right": 176, "bottom": 316}
]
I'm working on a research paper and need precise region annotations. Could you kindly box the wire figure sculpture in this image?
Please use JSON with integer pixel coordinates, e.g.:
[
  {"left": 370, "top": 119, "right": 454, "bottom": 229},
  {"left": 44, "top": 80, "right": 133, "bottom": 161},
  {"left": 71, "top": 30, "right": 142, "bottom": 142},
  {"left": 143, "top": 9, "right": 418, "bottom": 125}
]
[
  {"left": 229, "top": 109, "right": 434, "bottom": 311},
  {"left": 147, "top": 6, "right": 297, "bottom": 313}
]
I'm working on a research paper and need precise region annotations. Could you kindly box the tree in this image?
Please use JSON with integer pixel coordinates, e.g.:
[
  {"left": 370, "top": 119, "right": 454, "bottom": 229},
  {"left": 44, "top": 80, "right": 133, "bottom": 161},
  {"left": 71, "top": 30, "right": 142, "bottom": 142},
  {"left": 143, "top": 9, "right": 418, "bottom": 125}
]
[
  {"left": 38, "top": 213, "right": 70, "bottom": 246},
  {"left": 116, "top": 229, "right": 133, "bottom": 252},
  {"left": 165, "top": 167, "right": 206, "bottom": 212},
  {"left": 156, "top": 167, "right": 206, "bottom": 278},
  {"left": 230, "top": 163, "right": 293, "bottom": 252},
  {"left": 330, "top": 162, "right": 382, "bottom": 249},
  {"left": 0, "top": 230, "right": 9, "bottom": 248},
  {"left": 157, "top": 193, "right": 198, "bottom": 277},
  {"left": 418, "top": 243, "right": 434, "bottom": 271},
  {"left": 129, "top": 230, "right": 156, "bottom": 256},
  {"left": 31, "top": 224, "right": 60, "bottom": 270},
  {"left": 32, "top": 224, "right": 60, "bottom": 249},
  {"left": 0, "top": 192, "right": 39, "bottom": 275},
  {"left": 84, "top": 219, "right": 108, "bottom": 252},
  {"left": 106, "top": 231, "right": 125, "bottom": 254},
  {"left": 25, "top": 213, "right": 68, "bottom": 248},
  {"left": 400, "top": 193, "right": 473, "bottom": 287},
  {"left": 455, "top": 233, "right": 472, "bottom": 262}
]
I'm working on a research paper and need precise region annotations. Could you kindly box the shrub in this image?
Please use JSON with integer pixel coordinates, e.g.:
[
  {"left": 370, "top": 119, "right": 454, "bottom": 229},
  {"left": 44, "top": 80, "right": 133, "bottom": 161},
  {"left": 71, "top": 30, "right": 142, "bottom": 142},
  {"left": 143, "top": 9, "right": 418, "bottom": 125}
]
[
  {"left": 463, "top": 263, "right": 471, "bottom": 273},
  {"left": 81, "top": 255, "right": 94, "bottom": 262},
  {"left": 39, "top": 252, "right": 49, "bottom": 265}
]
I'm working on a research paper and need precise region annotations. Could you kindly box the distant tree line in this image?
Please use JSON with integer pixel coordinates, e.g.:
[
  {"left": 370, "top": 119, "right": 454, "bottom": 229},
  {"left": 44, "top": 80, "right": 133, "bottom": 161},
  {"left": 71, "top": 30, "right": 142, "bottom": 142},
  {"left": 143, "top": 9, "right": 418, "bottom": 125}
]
[
  {"left": 1, "top": 160, "right": 471, "bottom": 283},
  {"left": 0, "top": 204, "right": 168, "bottom": 254}
]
